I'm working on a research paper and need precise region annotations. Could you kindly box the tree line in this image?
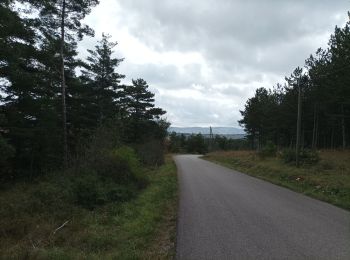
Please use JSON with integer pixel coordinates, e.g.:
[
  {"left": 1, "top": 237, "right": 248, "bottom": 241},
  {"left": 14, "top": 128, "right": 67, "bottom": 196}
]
[
  {"left": 0, "top": 0, "right": 167, "bottom": 181},
  {"left": 168, "top": 132, "right": 250, "bottom": 154},
  {"left": 239, "top": 16, "right": 350, "bottom": 151}
]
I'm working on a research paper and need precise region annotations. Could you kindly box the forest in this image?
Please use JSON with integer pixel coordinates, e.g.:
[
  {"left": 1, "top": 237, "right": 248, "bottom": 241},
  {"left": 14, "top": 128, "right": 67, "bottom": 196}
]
[
  {"left": 0, "top": 0, "right": 168, "bottom": 181},
  {"left": 239, "top": 17, "right": 350, "bottom": 151},
  {"left": 0, "top": 1, "right": 178, "bottom": 258}
]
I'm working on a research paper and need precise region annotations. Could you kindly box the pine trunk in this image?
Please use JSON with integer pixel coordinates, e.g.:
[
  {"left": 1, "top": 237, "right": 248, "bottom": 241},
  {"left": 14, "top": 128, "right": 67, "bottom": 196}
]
[
  {"left": 296, "top": 79, "right": 302, "bottom": 167},
  {"left": 60, "top": 0, "right": 68, "bottom": 169},
  {"left": 341, "top": 104, "right": 346, "bottom": 149},
  {"left": 312, "top": 104, "right": 317, "bottom": 149}
]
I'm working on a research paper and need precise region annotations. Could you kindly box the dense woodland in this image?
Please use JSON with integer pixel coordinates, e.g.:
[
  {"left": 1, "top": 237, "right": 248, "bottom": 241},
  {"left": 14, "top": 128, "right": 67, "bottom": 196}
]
[
  {"left": 0, "top": 0, "right": 168, "bottom": 182},
  {"left": 239, "top": 18, "right": 350, "bottom": 150}
]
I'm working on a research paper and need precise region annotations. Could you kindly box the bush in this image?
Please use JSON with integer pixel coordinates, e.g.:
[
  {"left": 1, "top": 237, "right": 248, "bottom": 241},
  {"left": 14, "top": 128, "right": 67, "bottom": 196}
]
[
  {"left": 73, "top": 172, "right": 106, "bottom": 209},
  {"left": 72, "top": 171, "right": 138, "bottom": 210},
  {"left": 72, "top": 146, "right": 147, "bottom": 209},
  {"left": 280, "top": 148, "right": 295, "bottom": 164},
  {"left": 135, "top": 139, "right": 165, "bottom": 166},
  {"left": 280, "top": 148, "right": 319, "bottom": 165},
  {"left": 300, "top": 149, "right": 319, "bottom": 165},
  {"left": 105, "top": 184, "right": 135, "bottom": 202},
  {"left": 89, "top": 146, "right": 144, "bottom": 184},
  {"left": 258, "top": 141, "right": 277, "bottom": 158}
]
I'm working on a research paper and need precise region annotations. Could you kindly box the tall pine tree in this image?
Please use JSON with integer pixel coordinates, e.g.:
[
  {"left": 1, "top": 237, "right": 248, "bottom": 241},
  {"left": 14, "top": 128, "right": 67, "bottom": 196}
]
[
  {"left": 30, "top": 0, "right": 99, "bottom": 167},
  {"left": 81, "top": 33, "right": 125, "bottom": 125}
]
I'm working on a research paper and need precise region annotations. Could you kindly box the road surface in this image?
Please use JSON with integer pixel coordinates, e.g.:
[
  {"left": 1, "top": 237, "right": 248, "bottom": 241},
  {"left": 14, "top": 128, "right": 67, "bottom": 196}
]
[{"left": 174, "top": 155, "right": 350, "bottom": 260}]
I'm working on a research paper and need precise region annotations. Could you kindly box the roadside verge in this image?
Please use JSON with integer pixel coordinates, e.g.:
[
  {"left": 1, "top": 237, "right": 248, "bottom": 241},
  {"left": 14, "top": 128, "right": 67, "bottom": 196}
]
[{"left": 203, "top": 150, "right": 350, "bottom": 211}]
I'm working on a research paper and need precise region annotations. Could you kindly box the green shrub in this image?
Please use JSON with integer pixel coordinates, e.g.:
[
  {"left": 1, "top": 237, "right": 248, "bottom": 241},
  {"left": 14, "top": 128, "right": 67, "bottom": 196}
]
[
  {"left": 89, "top": 146, "right": 142, "bottom": 185},
  {"left": 105, "top": 184, "right": 135, "bottom": 202},
  {"left": 300, "top": 149, "right": 319, "bottom": 165},
  {"left": 73, "top": 146, "right": 145, "bottom": 210},
  {"left": 258, "top": 141, "right": 277, "bottom": 158},
  {"left": 72, "top": 172, "right": 138, "bottom": 210},
  {"left": 280, "top": 148, "right": 319, "bottom": 165},
  {"left": 114, "top": 146, "right": 149, "bottom": 188},
  {"left": 93, "top": 153, "right": 131, "bottom": 183},
  {"left": 114, "top": 146, "right": 141, "bottom": 173},
  {"left": 73, "top": 172, "right": 106, "bottom": 209},
  {"left": 280, "top": 148, "right": 295, "bottom": 163},
  {"left": 32, "top": 181, "right": 71, "bottom": 207},
  {"left": 135, "top": 139, "right": 165, "bottom": 166}
]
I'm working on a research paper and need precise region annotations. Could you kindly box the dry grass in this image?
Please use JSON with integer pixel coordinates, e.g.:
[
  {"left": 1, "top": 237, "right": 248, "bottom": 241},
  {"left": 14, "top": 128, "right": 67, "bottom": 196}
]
[{"left": 203, "top": 150, "right": 350, "bottom": 210}]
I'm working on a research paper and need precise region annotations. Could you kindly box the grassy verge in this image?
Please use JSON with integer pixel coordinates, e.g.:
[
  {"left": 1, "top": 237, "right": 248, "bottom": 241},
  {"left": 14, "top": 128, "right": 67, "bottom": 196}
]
[
  {"left": 0, "top": 156, "right": 178, "bottom": 259},
  {"left": 203, "top": 150, "right": 350, "bottom": 210}
]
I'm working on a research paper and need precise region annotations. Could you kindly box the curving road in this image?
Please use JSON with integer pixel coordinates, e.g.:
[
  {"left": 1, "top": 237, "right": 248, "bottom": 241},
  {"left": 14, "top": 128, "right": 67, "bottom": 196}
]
[{"left": 174, "top": 155, "right": 350, "bottom": 260}]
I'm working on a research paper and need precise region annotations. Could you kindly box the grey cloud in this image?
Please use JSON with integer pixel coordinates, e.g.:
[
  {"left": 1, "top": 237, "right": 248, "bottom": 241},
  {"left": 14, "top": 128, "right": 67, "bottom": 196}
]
[
  {"left": 82, "top": 0, "right": 349, "bottom": 127},
  {"left": 118, "top": 0, "right": 348, "bottom": 73},
  {"left": 119, "top": 62, "right": 205, "bottom": 89},
  {"left": 156, "top": 95, "right": 240, "bottom": 127}
]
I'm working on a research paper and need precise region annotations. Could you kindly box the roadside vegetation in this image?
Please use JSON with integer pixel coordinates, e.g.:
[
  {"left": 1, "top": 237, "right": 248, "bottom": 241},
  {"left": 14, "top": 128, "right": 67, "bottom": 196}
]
[
  {"left": 204, "top": 150, "right": 350, "bottom": 210},
  {"left": 0, "top": 154, "right": 177, "bottom": 259}
]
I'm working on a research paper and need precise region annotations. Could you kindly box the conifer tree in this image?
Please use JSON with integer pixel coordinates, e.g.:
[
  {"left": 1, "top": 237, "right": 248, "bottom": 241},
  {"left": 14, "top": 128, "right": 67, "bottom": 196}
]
[
  {"left": 81, "top": 33, "right": 125, "bottom": 124},
  {"left": 30, "top": 0, "right": 100, "bottom": 167}
]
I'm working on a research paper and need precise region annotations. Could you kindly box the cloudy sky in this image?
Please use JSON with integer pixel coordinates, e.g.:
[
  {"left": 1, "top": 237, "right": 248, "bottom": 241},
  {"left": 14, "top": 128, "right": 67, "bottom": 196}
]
[{"left": 81, "top": 0, "right": 349, "bottom": 128}]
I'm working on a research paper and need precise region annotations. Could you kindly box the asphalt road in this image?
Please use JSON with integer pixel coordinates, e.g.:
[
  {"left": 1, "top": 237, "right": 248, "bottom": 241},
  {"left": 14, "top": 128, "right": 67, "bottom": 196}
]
[{"left": 174, "top": 155, "right": 350, "bottom": 260}]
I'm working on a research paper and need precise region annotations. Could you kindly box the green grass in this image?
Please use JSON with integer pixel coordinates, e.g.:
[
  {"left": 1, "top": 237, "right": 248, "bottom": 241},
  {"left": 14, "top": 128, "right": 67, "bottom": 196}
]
[
  {"left": 203, "top": 150, "right": 350, "bottom": 210},
  {"left": 0, "top": 156, "right": 178, "bottom": 259}
]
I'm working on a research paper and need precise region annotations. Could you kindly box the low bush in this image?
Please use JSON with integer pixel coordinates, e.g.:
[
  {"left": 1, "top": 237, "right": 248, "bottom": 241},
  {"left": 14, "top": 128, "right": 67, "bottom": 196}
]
[
  {"left": 72, "top": 146, "right": 148, "bottom": 209},
  {"left": 280, "top": 148, "right": 295, "bottom": 164},
  {"left": 72, "top": 172, "right": 137, "bottom": 210},
  {"left": 135, "top": 139, "right": 165, "bottom": 166},
  {"left": 258, "top": 141, "right": 277, "bottom": 158},
  {"left": 73, "top": 172, "right": 105, "bottom": 209},
  {"left": 280, "top": 148, "right": 319, "bottom": 165}
]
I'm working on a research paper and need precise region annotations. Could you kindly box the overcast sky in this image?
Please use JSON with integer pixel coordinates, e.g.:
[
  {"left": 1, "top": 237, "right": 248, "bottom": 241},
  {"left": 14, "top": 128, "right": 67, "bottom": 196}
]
[{"left": 81, "top": 0, "right": 349, "bottom": 128}]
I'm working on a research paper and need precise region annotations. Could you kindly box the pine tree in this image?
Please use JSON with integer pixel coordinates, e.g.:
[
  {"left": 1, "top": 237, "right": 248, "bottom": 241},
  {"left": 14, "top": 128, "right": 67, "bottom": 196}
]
[
  {"left": 122, "top": 79, "right": 165, "bottom": 121},
  {"left": 30, "top": 0, "right": 100, "bottom": 168},
  {"left": 81, "top": 33, "right": 125, "bottom": 124},
  {"left": 121, "top": 79, "right": 166, "bottom": 143}
]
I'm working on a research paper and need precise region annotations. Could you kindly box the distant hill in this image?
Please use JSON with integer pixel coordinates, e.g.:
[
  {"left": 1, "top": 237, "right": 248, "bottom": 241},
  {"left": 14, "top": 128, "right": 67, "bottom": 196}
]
[{"left": 168, "top": 127, "right": 245, "bottom": 135}]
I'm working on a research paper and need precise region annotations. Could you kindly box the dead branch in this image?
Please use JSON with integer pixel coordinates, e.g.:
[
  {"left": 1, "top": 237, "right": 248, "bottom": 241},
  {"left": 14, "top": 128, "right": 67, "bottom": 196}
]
[{"left": 53, "top": 220, "right": 69, "bottom": 235}]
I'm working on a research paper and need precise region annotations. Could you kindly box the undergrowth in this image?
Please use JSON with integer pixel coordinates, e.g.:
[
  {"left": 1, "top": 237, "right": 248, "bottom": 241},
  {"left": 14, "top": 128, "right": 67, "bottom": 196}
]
[{"left": 0, "top": 156, "right": 177, "bottom": 259}]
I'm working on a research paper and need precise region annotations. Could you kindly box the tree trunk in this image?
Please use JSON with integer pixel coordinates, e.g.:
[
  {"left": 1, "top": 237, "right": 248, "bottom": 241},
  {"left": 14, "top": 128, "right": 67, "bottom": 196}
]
[
  {"left": 341, "top": 104, "right": 346, "bottom": 149},
  {"left": 331, "top": 125, "right": 334, "bottom": 150},
  {"left": 312, "top": 104, "right": 317, "bottom": 149},
  {"left": 296, "top": 79, "right": 302, "bottom": 167},
  {"left": 315, "top": 113, "right": 319, "bottom": 148},
  {"left": 60, "top": 0, "right": 68, "bottom": 169},
  {"left": 251, "top": 133, "right": 255, "bottom": 150},
  {"left": 301, "top": 127, "right": 305, "bottom": 149}
]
